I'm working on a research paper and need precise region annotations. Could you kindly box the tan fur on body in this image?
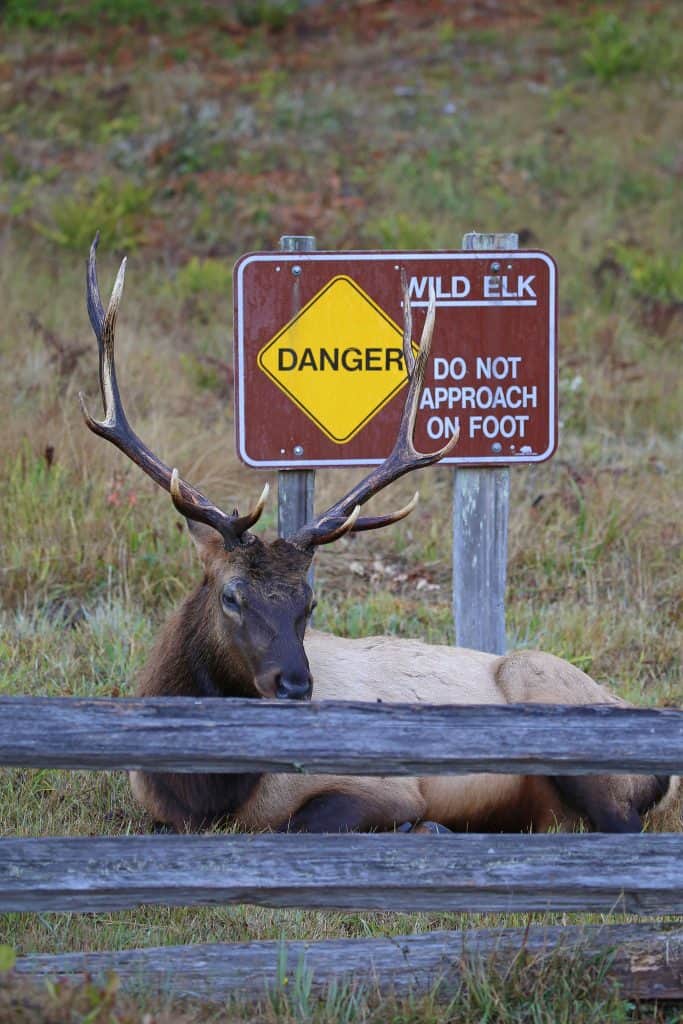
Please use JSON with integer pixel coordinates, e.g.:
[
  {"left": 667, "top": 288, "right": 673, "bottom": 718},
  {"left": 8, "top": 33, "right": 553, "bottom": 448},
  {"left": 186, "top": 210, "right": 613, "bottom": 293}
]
[
  {"left": 131, "top": 628, "right": 678, "bottom": 834},
  {"left": 235, "top": 634, "right": 676, "bottom": 832}
]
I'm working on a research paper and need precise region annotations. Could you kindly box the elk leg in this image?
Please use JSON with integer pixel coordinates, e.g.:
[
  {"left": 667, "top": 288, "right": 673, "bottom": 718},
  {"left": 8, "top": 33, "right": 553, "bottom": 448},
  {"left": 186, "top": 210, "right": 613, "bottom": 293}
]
[
  {"left": 549, "top": 774, "right": 671, "bottom": 833},
  {"left": 132, "top": 770, "right": 219, "bottom": 833},
  {"left": 279, "top": 786, "right": 427, "bottom": 834},
  {"left": 495, "top": 653, "right": 676, "bottom": 831},
  {"left": 278, "top": 791, "right": 387, "bottom": 833}
]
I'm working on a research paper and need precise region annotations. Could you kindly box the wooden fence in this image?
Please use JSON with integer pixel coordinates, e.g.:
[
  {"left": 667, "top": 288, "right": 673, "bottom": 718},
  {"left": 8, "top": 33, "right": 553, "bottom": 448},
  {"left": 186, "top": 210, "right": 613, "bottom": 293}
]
[{"left": 2, "top": 697, "right": 682, "bottom": 1004}]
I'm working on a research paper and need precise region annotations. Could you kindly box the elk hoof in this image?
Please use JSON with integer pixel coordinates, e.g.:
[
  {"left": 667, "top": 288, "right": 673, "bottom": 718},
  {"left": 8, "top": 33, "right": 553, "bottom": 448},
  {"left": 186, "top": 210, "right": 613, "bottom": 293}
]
[
  {"left": 412, "top": 820, "right": 452, "bottom": 835},
  {"left": 397, "top": 820, "right": 452, "bottom": 835}
]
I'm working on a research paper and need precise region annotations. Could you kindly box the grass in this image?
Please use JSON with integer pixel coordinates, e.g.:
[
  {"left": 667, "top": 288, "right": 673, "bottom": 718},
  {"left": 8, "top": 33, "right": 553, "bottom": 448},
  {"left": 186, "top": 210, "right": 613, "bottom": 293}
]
[{"left": 0, "top": 0, "right": 681, "bottom": 1019}]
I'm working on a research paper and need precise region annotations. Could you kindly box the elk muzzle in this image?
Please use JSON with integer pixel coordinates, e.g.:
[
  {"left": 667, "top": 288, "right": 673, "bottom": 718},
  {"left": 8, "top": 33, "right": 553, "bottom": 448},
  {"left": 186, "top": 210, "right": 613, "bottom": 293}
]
[
  {"left": 255, "top": 667, "right": 313, "bottom": 701},
  {"left": 276, "top": 670, "right": 313, "bottom": 701}
]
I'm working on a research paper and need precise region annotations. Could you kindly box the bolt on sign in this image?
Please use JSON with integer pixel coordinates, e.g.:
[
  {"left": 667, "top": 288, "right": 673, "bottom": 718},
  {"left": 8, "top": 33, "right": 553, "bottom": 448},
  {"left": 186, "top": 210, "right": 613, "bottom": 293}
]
[{"left": 233, "top": 252, "right": 557, "bottom": 467}]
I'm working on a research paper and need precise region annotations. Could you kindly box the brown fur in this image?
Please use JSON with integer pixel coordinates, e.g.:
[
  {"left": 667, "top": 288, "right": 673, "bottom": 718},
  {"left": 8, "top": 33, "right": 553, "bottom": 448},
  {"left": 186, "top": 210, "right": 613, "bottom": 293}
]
[{"left": 129, "top": 533, "right": 678, "bottom": 835}]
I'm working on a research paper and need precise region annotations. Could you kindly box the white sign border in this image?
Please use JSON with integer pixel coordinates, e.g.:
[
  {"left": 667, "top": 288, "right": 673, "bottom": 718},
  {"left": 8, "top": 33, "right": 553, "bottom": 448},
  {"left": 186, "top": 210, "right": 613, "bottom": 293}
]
[{"left": 234, "top": 251, "right": 557, "bottom": 469}]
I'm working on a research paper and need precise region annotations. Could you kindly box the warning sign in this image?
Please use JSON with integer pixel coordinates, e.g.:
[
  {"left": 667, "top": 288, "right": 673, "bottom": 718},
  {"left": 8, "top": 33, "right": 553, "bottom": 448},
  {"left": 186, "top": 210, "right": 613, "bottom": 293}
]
[
  {"left": 257, "top": 276, "right": 411, "bottom": 443},
  {"left": 234, "top": 251, "right": 557, "bottom": 468}
]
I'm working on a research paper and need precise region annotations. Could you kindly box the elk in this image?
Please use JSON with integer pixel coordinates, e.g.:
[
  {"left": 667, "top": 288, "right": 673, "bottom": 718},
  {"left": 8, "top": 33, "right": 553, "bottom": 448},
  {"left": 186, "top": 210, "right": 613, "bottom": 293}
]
[{"left": 81, "top": 236, "right": 677, "bottom": 836}]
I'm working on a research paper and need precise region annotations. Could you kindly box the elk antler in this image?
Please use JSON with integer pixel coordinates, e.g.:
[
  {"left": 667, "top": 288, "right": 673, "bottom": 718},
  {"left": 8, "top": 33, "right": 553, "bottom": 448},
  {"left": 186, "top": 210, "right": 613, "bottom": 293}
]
[
  {"left": 290, "top": 274, "right": 459, "bottom": 549},
  {"left": 79, "top": 234, "right": 267, "bottom": 548}
]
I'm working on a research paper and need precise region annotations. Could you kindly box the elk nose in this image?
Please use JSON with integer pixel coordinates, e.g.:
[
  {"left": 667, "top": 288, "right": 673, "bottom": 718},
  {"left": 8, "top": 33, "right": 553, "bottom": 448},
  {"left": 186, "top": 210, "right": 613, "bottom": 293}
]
[{"left": 276, "top": 672, "right": 312, "bottom": 701}]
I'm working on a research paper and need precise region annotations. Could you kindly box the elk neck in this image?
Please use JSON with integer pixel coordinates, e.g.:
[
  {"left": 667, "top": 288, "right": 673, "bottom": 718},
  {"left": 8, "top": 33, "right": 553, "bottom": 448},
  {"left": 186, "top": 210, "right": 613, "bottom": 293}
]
[{"left": 138, "top": 578, "right": 257, "bottom": 700}]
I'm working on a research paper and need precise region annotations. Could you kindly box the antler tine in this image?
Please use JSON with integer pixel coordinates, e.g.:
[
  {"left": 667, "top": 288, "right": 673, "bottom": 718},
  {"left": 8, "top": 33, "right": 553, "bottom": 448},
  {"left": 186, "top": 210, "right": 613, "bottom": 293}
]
[
  {"left": 291, "top": 278, "right": 459, "bottom": 550},
  {"left": 310, "top": 504, "right": 361, "bottom": 546},
  {"left": 400, "top": 267, "right": 415, "bottom": 376},
  {"left": 346, "top": 490, "right": 419, "bottom": 535},
  {"left": 170, "top": 473, "right": 269, "bottom": 537},
  {"left": 80, "top": 236, "right": 265, "bottom": 548}
]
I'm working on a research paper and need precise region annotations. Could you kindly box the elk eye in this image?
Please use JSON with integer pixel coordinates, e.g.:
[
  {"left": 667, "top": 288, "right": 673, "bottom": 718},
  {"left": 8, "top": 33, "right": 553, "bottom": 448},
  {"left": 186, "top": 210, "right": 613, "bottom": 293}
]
[{"left": 221, "top": 582, "right": 244, "bottom": 616}]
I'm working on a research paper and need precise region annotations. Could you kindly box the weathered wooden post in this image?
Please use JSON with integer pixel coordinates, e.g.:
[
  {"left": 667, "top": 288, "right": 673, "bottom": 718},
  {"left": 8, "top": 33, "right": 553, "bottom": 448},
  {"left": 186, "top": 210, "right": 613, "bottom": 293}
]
[
  {"left": 277, "top": 235, "right": 316, "bottom": 543},
  {"left": 452, "top": 232, "right": 518, "bottom": 655}
]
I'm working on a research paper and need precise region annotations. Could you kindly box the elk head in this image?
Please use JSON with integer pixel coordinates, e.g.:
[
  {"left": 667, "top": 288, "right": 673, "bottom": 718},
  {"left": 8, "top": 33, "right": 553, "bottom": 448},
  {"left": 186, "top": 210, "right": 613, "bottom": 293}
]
[{"left": 80, "top": 236, "right": 458, "bottom": 702}]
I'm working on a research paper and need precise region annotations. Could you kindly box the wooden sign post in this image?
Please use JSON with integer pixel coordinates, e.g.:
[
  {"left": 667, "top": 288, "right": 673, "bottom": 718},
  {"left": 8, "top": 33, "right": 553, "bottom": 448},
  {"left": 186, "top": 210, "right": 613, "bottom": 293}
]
[
  {"left": 276, "top": 234, "right": 316, "bottom": 543},
  {"left": 453, "top": 233, "right": 517, "bottom": 654}
]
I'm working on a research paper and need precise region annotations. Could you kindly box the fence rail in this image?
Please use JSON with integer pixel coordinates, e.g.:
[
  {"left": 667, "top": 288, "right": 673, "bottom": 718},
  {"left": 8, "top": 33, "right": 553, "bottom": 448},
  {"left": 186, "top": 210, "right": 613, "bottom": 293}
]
[
  {"left": 2, "top": 833, "right": 682, "bottom": 914},
  {"left": 4, "top": 697, "right": 681, "bottom": 1004},
  {"left": 1, "top": 697, "right": 682, "bottom": 774},
  {"left": 14, "top": 924, "right": 683, "bottom": 1002}
]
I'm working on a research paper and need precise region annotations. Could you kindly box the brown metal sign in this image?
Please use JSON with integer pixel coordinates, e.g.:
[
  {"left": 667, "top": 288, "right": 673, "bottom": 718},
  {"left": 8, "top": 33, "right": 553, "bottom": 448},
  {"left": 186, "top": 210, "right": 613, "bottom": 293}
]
[{"left": 234, "top": 251, "right": 557, "bottom": 467}]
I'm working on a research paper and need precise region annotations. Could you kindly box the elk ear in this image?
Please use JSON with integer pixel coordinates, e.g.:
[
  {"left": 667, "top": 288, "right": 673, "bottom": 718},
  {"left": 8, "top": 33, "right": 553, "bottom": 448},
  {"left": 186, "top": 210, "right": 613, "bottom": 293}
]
[{"left": 186, "top": 518, "right": 226, "bottom": 567}]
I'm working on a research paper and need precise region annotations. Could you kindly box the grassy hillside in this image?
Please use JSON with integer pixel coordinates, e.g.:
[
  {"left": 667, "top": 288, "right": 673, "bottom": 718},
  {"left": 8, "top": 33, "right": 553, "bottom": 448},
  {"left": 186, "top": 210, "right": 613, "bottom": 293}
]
[{"left": 0, "top": 1, "right": 681, "bottom": 1020}]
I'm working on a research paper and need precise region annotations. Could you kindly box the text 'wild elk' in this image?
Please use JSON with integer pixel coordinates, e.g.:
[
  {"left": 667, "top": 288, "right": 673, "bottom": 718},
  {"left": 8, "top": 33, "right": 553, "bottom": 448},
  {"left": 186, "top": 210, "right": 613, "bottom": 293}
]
[{"left": 81, "top": 236, "right": 678, "bottom": 835}]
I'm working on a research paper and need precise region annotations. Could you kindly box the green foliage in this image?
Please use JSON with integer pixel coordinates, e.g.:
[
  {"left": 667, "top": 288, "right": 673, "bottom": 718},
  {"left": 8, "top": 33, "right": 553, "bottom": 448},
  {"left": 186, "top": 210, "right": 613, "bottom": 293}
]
[
  {"left": 0, "top": 946, "right": 16, "bottom": 972},
  {"left": 178, "top": 352, "right": 223, "bottom": 392},
  {"left": 235, "top": 0, "right": 302, "bottom": 31},
  {"left": 254, "top": 67, "right": 291, "bottom": 102},
  {"left": 581, "top": 12, "right": 643, "bottom": 82},
  {"left": 174, "top": 256, "right": 233, "bottom": 331},
  {"left": 2, "top": 0, "right": 56, "bottom": 28},
  {"left": 39, "top": 178, "right": 152, "bottom": 252},
  {"left": 365, "top": 212, "right": 438, "bottom": 250},
  {"left": 614, "top": 246, "right": 683, "bottom": 304},
  {"left": 85, "top": 0, "right": 172, "bottom": 25},
  {"left": 546, "top": 83, "right": 585, "bottom": 118},
  {"left": 175, "top": 256, "right": 232, "bottom": 300},
  {"left": 1, "top": 168, "right": 61, "bottom": 221},
  {"left": 1, "top": 0, "right": 217, "bottom": 30},
  {"left": 97, "top": 115, "right": 142, "bottom": 145},
  {"left": 437, "top": 19, "right": 457, "bottom": 45},
  {"left": 2, "top": 150, "right": 29, "bottom": 182},
  {"left": 580, "top": 9, "right": 681, "bottom": 83}
]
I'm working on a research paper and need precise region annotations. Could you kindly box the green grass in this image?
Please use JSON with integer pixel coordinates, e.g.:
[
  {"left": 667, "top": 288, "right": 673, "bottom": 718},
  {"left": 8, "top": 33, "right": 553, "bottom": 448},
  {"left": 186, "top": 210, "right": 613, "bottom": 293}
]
[
  {"left": 1, "top": 0, "right": 230, "bottom": 31},
  {"left": 0, "top": 0, "right": 681, "bottom": 1019}
]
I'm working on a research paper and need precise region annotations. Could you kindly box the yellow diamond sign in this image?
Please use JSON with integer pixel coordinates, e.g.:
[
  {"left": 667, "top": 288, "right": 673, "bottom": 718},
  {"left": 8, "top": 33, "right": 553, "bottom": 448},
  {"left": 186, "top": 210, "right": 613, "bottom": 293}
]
[{"left": 257, "top": 276, "right": 409, "bottom": 443}]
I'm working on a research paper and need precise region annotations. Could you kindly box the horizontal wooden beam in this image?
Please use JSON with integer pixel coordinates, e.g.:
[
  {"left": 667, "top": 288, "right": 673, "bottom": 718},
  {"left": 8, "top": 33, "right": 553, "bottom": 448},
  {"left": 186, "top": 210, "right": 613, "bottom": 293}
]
[
  {"left": 14, "top": 924, "right": 683, "bottom": 1002},
  {"left": 1, "top": 697, "right": 681, "bottom": 775},
  {"left": 2, "top": 833, "right": 681, "bottom": 914}
]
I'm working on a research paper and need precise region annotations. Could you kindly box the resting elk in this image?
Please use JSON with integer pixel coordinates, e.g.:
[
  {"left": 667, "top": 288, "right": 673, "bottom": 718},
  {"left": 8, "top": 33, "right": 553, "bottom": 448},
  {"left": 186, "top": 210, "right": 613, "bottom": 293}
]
[{"left": 81, "top": 236, "right": 677, "bottom": 836}]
